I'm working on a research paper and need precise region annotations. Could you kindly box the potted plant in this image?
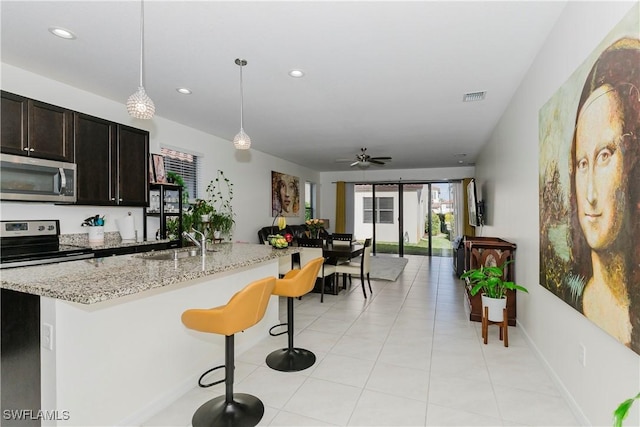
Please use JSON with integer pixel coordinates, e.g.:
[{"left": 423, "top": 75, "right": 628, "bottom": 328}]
[
  {"left": 182, "top": 198, "right": 214, "bottom": 244},
  {"left": 166, "top": 171, "right": 190, "bottom": 206},
  {"left": 461, "top": 260, "right": 528, "bottom": 322},
  {"left": 210, "top": 212, "right": 234, "bottom": 239},
  {"left": 205, "top": 170, "right": 235, "bottom": 240}
]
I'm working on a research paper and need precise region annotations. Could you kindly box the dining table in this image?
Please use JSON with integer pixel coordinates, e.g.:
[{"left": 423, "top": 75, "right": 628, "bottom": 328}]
[{"left": 322, "top": 241, "right": 364, "bottom": 260}]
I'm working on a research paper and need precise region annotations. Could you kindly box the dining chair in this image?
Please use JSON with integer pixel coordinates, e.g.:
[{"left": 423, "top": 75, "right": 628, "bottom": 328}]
[
  {"left": 297, "top": 238, "right": 336, "bottom": 303},
  {"left": 330, "top": 233, "right": 353, "bottom": 246},
  {"left": 329, "top": 233, "right": 354, "bottom": 286},
  {"left": 335, "top": 238, "right": 372, "bottom": 298}
]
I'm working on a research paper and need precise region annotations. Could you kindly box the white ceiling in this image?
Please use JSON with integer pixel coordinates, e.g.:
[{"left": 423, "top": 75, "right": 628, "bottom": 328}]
[{"left": 1, "top": 1, "right": 566, "bottom": 172}]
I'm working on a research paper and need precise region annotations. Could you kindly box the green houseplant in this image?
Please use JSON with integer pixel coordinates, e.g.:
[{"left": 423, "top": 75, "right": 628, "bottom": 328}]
[
  {"left": 187, "top": 198, "right": 214, "bottom": 234},
  {"left": 166, "top": 171, "right": 190, "bottom": 206},
  {"left": 461, "top": 260, "right": 528, "bottom": 299},
  {"left": 205, "top": 170, "right": 235, "bottom": 239},
  {"left": 614, "top": 392, "right": 640, "bottom": 427},
  {"left": 461, "top": 260, "right": 528, "bottom": 322}
]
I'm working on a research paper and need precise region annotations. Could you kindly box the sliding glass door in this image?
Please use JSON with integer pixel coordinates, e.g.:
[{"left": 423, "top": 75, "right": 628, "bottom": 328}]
[{"left": 350, "top": 181, "right": 460, "bottom": 257}]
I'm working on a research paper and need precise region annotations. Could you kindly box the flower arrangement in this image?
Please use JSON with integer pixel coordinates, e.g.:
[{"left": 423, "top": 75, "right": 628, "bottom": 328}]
[{"left": 305, "top": 218, "right": 325, "bottom": 238}]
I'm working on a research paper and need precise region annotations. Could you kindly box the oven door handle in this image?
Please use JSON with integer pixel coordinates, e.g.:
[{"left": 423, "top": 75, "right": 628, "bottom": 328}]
[{"left": 58, "top": 168, "right": 67, "bottom": 194}]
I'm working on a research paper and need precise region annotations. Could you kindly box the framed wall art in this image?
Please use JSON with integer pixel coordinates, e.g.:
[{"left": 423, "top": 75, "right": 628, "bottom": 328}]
[
  {"left": 152, "top": 154, "right": 167, "bottom": 184},
  {"left": 271, "top": 171, "right": 300, "bottom": 217},
  {"left": 538, "top": 6, "right": 639, "bottom": 354}
]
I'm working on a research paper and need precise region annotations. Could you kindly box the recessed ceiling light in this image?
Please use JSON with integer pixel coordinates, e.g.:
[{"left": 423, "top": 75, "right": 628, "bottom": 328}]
[
  {"left": 176, "top": 88, "right": 192, "bottom": 95},
  {"left": 48, "top": 27, "right": 76, "bottom": 40},
  {"left": 289, "top": 69, "right": 305, "bottom": 78}
]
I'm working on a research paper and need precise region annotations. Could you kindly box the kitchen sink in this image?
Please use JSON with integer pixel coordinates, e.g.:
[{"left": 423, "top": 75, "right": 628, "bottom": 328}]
[{"left": 139, "top": 248, "right": 214, "bottom": 261}]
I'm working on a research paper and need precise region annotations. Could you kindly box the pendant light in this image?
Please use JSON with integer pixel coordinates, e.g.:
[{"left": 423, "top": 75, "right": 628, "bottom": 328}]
[
  {"left": 127, "top": 0, "right": 155, "bottom": 119},
  {"left": 233, "top": 58, "right": 251, "bottom": 150}
]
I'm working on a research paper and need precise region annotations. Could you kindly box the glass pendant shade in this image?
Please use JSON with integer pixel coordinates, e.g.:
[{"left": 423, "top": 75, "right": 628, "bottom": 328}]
[
  {"left": 233, "top": 128, "right": 251, "bottom": 150},
  {"left": 127, "top": 86, "right": 155, "bottom": 119}
]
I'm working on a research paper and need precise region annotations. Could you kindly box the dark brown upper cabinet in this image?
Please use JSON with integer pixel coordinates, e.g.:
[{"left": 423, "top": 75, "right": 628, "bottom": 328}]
[
  {"left": 74, "top": 113, "right": 149, "bottom": 207},
  {"left": 116, "top": 125, "right": 149, "bottom": 206},
  {"left": 1, "top": 91, "right": 73, "bottom": 162}
]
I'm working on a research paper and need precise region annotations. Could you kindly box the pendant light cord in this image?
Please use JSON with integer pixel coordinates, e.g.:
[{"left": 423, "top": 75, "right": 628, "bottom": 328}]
[
  {"left": 239, "top": 63, "right": 244, "bottom": 130},
  {"left": 139, "top": 0, "right": 145, "bottom": 88}
]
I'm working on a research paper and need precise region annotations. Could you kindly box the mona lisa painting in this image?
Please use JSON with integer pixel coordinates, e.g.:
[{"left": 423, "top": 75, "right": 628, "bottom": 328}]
[{"left": 538, "top": 5, "right": 639, "bottom": 355}]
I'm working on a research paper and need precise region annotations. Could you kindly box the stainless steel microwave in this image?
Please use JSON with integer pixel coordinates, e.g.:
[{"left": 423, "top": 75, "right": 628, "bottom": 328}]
[{"left": 0, "top": 153, "right": 77, "bottom": 203}]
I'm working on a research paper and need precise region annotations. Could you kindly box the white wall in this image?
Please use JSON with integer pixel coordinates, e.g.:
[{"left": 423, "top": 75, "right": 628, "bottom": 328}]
[
  {"left": 0, "top": 64, "right": 319, "bottom": 243},
  {"left": 474, "top": 2, "right": 639, "bottom": 425}
]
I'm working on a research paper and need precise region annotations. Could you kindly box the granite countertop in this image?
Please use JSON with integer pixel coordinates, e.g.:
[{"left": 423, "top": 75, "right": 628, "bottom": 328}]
[{"left": 0, "top": 243, "right": 300, "bottom": 305}]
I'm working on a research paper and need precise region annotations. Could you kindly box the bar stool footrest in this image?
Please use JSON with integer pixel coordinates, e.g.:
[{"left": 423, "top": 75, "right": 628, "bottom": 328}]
[
  {"left": 266, "top": 347, "right": 316, "bottom": 372},
  {"left": 268, "top": 323, "right": 288, "bottom": 336},
  {"left": 198, "top": 364, "right": 226, "bottom": 388},
  {"left": 192, "top": 393, "right": 264, "bottom": 427}
]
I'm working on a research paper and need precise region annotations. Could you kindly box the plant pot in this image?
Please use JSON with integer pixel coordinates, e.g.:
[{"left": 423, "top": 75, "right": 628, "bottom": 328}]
[
  {"left": 481, "top": 294, "right": 506, "bottom": 322},
  {"left": 213, "top": 230, "right": 222, "bottom": 239},
  {"left": 200, "top": 214, "right": 210, "bottom": 222}
]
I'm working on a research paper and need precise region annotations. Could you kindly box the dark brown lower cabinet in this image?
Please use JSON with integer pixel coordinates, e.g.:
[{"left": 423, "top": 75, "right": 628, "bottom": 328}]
[{"left": 1, "top": 289, "right": 41, "bottom": 427}]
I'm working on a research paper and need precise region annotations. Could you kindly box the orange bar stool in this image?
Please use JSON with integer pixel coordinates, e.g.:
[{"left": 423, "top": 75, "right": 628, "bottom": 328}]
[
  {"left": 266, "top": 257, "right": 323, "bottom": 372},
  {"left": 181, "top": 276, "right": 276, "bottom": 427}
]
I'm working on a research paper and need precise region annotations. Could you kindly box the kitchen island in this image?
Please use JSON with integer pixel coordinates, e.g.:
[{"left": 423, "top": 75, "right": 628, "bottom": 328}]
[{"left": 1, "top": 243, "right": 299, "bottom": 426}]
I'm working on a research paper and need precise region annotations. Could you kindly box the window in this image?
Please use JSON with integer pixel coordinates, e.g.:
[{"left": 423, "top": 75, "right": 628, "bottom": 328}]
[
  {"left": 160, "top": 147, "right": 198, "bottom": 202},
  {"left": 363, "top": 197, "right": 394, "bottom": 224},
  {"left": 305, "top": 181, "right": 315, "bottom": 220}
]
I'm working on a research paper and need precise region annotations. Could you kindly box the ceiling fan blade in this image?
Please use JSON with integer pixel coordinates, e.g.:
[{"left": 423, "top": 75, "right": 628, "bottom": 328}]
[
  {"left": 350, "top": 161, "right": 360, "bottom": 167},
  {"left": 370, "top": 159, "right": 386, "bottom": 165},
  {"left": 371, "top": 156, "right": 392, "bottom": 161}
]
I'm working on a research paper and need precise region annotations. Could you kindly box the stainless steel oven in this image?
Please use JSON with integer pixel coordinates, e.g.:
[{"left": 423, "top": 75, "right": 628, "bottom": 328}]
[
  {"left": 0, "top": 220, "right": 93, "bottom": 269},
  {"left": 0, "top": 153, "right": 77, "bottom": 203}
]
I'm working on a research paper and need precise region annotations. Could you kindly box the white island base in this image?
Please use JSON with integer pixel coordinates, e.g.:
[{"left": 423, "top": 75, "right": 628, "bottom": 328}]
[{"left": 39, "top": 260, "right": 279, "bottom": 426}]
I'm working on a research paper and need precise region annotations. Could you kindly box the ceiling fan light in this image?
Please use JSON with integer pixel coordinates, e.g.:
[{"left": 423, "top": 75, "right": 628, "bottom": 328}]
[
  {"left": 127, "top": 86, "right": 155, "bottom": 119},
  {"left": 233, "top": 129, "right": 251, "bottom": 150},
  {"left": 358, "top": 161, "right": 371, "bottom": 168}
]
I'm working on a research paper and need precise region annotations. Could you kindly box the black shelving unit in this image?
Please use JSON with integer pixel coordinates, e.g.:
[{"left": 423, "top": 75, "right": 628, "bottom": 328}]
[{"left": 143, "top": 183, "right": 183, "bottom": 244}]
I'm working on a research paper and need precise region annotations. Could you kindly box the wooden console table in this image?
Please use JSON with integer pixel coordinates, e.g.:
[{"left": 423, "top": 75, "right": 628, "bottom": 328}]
[{"left": 463, "top": 236, "right": 517, "bottom": 326}]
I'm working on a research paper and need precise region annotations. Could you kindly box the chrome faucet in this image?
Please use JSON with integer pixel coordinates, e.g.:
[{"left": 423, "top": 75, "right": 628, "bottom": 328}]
[{"left": 182, "top": 229, "right": 206, "bottom": 255}]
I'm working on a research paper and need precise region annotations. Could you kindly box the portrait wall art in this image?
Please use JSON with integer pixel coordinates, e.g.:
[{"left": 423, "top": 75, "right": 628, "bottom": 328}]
[
  {"left": 538, "top": 5, "right": 639, "bottom": 354},
  {"left": 271, "top": 171, "right": 300, "bottom": 217}
]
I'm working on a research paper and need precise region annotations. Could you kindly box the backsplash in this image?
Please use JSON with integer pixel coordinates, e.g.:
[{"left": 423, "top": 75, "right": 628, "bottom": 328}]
[{"left": 60, "top": 231, "right": 166, "bottom": 249}]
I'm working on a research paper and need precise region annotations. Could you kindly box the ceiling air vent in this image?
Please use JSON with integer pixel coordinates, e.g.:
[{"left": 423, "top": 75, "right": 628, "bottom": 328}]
[{"left": 463, "top": 91, "right": 487, "bottom": 102}]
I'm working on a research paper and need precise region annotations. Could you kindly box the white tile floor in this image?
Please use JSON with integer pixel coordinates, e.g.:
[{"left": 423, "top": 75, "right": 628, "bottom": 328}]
[{"left": 143, "top": 255, "right": 580, "bottom": 426}]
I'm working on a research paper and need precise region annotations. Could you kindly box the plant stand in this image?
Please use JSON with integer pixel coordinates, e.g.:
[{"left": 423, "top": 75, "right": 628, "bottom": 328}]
[{"left": 482, "top": 306, "right": 508, "bottom": 347}]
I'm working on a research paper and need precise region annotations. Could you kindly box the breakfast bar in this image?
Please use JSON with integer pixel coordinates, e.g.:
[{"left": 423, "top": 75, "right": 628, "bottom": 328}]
[{"left": 1, "top": 243, "right": 299, "bottom": 426}]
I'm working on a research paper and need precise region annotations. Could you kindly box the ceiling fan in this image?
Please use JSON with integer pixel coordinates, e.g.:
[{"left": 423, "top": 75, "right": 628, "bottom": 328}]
[{"left": 336, "top": 147, "right": 392, "bottom": 168}]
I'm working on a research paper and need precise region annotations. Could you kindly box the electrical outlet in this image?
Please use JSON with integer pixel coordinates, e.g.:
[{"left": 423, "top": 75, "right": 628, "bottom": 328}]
[
  {"left": 41, "top": 323, "right": 54, "bottom": 351},
  {"left": 578, "top": 343, "right": 586, "bottom": 367}
]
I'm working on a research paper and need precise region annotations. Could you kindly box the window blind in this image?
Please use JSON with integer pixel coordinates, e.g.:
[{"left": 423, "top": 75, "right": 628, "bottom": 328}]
[{"left": 160, "top": 147, "right": 198, "bottom": 202}]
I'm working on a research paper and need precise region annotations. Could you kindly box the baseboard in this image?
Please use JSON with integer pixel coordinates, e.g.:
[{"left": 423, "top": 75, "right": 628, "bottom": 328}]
[{"left": 516, "top": 320, "right": 590, "bottom": 426}]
